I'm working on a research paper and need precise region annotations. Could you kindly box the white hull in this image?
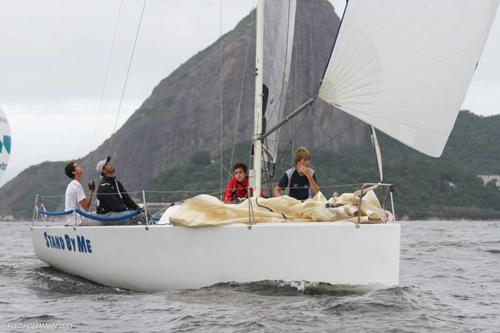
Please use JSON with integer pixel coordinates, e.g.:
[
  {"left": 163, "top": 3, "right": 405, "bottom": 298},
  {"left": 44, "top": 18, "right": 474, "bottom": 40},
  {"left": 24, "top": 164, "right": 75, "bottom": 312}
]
[{"left": 31, "top": 222, "right": 400, "bottom": 291}]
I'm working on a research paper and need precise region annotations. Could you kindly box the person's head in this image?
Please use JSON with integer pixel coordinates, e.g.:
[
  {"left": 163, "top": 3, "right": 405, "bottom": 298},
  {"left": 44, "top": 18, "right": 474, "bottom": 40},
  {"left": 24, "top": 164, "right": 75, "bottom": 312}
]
[
  {"left": 232, "top": 162, "right": 248, "bottom": 182},
  {"left": 64, "top": 161, "right": 83, "bottom": 180},
  {"left": 294, "top": 147, "right": 311, "bottom": 168},
  {"left": 96, "top": 156, "right": 114, "bottom": 177},
  {"left": 102, "top": 161, "right": 115, "bottom": 177}
]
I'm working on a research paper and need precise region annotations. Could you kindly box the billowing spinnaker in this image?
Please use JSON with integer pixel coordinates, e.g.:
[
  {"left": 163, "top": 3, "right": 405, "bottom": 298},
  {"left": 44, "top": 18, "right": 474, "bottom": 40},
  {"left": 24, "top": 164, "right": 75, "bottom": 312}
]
[
  {"left": 262, "top": 0, "right": 296, "bottom": 173},
  {"left": 319, "top": 0, "right": 500, "bottom": 157},
  {"left": 0, "top": 107, "right": 12, "bottom": 181}
]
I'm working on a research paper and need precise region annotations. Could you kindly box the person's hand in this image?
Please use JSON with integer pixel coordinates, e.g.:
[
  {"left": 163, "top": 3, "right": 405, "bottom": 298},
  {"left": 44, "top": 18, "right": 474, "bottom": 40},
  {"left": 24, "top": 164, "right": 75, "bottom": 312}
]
[
  {"left": 298, "top": 163, "right": 311, "bottom": 176},
  {"left": 88, "top": 180, "right": 96, "bottom": 191}
]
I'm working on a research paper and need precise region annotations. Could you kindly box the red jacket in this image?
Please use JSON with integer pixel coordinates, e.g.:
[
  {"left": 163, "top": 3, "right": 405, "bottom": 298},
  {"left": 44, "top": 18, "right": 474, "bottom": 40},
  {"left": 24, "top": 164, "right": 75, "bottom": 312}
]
[{"left": 224, "top": 176, "right": 250, "bottom": 203}]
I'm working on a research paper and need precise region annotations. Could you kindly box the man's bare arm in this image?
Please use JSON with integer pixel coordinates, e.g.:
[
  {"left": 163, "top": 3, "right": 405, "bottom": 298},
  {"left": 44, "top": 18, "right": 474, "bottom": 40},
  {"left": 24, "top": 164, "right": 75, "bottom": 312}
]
[
  {"left": 273, "top": 185, "right": 282, "bottom": 197},
  {"left": 305, "top": 172, "right": 320, "bottom": 195},
  {"left": 79, "top": 191, "right": 93, "bottom": 211}
]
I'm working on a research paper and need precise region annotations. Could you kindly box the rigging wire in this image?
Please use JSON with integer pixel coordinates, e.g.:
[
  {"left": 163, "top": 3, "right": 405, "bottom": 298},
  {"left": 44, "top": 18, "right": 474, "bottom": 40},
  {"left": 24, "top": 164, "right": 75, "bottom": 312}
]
[
  {"left": 219, "top": 0, "right": 224, "bottom": 199},
  {"left": 228, "top": 19, "right": 252, "bottom": 172},
  {"left": 112, "top": 0, "right": 147, "bottom": 134},
  {"left": 90, "top": 0, "right": 124, "bottom": 151},
  {"left": 273, "top": 104, "right": 309, "bottom": 179},
  {"left": 289, "top": 84, "right": 315, "bottom": 101},
  {"left": 313, "top": 117, "right": 363, "bottom": 151},
  {"left": 272, "top": 43, "right": 311, "bottom": 182}
]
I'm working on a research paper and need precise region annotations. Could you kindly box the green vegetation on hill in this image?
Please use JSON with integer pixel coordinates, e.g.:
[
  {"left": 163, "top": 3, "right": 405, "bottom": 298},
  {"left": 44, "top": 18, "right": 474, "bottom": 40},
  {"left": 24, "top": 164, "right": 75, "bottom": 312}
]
[
  {"left": 145, "top": 112, "right": 500, "bottom": 220},
  {"left": 2, "top": 161, "right": 68, "bottom": 218},
  {"left": 146, "top": 143, "right": 252, "bottom": 203}
]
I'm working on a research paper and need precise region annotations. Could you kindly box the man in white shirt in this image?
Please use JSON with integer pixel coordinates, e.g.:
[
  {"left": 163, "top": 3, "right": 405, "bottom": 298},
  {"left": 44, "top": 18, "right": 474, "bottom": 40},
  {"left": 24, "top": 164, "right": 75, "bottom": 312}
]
[{"left": 64, "top": 161, "right": 94, "bottom": 225}]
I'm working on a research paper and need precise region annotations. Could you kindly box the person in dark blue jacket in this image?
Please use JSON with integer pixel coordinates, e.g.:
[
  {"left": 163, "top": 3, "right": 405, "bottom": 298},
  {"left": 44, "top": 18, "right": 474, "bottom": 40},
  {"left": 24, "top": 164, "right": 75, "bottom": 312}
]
[{"left": 273, "top": 147, "right": 320, "bottom": 201}]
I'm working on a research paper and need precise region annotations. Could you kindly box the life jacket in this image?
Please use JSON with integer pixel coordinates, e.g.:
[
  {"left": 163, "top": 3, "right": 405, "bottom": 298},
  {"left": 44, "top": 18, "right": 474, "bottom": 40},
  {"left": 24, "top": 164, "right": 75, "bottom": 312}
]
[
  {"left": 285, "top": 167, "right": 315, "bottom": 199},
  {"left": 224, "top": 176, "right": 249, "bottom": 203},
  {"left": 231, "top": 179, "right": 248, "bottom": 199}
]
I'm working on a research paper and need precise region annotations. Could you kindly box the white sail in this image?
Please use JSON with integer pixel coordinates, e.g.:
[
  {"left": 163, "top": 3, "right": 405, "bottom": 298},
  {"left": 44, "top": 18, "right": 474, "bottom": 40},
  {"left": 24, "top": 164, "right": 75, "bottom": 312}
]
[
  {"left": 319, "top": 0, "right": 500, "bottom": 157},
  {"left": 0, "top": 107, "right": 12, "bottom": 181},
  {"left": 262, "top": 0, "right": 297, "bottom": 174}
]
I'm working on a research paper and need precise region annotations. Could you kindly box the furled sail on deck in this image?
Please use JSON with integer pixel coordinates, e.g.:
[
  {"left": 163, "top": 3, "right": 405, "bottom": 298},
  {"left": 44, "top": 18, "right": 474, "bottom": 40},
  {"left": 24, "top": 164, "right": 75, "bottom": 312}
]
[
  {"left": 319, "top": 0, "right": 500, "bottom": 157},
  {"left": 262, "top": 0, "right": 296, "bottom": 175}
]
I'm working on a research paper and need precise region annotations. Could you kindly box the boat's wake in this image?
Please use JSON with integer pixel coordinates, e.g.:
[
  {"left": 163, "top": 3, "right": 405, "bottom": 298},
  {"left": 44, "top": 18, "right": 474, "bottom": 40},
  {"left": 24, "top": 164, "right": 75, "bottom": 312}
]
[{"left": 209, "top": 280, "right": 378, "bottom": 296}]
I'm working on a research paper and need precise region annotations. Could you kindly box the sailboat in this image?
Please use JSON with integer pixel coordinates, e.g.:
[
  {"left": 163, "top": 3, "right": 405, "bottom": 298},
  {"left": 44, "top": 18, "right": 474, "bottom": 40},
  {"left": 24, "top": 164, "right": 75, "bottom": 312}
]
[{"left": 31, "top": 0, "right": 499, "bottom": 291}]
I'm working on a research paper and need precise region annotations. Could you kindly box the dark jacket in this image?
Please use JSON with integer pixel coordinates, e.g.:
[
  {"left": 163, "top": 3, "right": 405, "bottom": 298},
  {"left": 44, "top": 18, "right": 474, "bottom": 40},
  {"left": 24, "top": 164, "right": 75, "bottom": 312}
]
[{"left": 96, "top": 176, "right": 139, "bottom": 214}]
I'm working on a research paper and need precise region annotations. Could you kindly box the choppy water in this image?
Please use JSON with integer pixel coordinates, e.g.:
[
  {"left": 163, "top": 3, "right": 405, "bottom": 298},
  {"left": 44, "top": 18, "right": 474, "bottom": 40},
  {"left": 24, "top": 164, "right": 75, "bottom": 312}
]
[{"left": 1, "top": 221, "right": 500, "bottom": 332}]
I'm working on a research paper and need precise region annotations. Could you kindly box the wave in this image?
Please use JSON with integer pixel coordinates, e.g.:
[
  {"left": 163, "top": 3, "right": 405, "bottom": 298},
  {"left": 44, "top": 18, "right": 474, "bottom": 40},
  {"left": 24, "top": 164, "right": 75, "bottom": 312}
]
[
  {"left": 17, "top": 314, "right": 61, "bottom": 323},
  {"left": 0, "top": 264, "right": 17, "bottom": 278},
  {"left": 206, "top": 280, "right": 380, "bottom": 297},
  {"left": 28, "top": 266, "right": 131, "bottom": 296}
]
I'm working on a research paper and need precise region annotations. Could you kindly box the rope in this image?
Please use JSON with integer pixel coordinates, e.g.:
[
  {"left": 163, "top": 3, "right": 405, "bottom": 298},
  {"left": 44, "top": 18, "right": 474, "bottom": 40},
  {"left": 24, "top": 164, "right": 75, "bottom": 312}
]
[
  {"left": 143, "top": 189, "right": 220, "bottom": 194},
  {"left": 289, "top": 85, "right": 315, "bottom": 101},
  {"left": 312, "top": 118, "right": 363, "bottom": 151},
  {"left": 38, "top": 184, "right": 363, "bottom": 203},
  {"left": 90, "top": 0, "right": 124, "bottom": 150},
  {"left": 37, "top": 188, "right": 224, "bottom": 199},
  {"left": 255, "top": 197, "right": 287, "bottom": 219},
  {"left": 219, "top": 163, "right": 233, "bottom": 179},
  {"left": 247, "top": 195, "right": 255, "bottom": 224},
  {"left": 274, "top": 103, "right": 309, "bottom": 174},
  {"left": 37, "top": 208, "right": 140, "bottom": 221},
  {"left": 37, "top": 182, "right": 364, "bottom": 200},
  {"left": 38, "top": 210, "right": 74, "bottom": 217},
  {"left": 229, "top": 21, "right": 252, "bottom": 171},
  {"left": 76, "top": 209, "right": 141, "bottom": 222},
  {"left": 112, "top": 0, "right": 147, "bottom": 134}
]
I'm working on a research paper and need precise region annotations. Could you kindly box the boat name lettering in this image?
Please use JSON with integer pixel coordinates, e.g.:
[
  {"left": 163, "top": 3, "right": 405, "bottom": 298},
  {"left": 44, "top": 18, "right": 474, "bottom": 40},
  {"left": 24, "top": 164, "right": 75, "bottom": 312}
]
[{"left": 43, "top": 232, "right": 92, "bottom": 254}]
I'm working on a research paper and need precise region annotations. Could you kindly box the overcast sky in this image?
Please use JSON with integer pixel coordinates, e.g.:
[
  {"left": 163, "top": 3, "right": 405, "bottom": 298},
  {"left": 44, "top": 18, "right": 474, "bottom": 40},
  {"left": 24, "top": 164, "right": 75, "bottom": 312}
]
[{"left": 1, "top": 0, "right": 499, "bottom": 186}]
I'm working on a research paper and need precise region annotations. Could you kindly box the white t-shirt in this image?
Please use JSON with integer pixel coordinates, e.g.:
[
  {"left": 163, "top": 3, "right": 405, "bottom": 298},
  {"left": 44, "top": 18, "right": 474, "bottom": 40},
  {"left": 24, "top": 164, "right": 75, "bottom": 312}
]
[{"left": 65, "top": 179, "right": 86, "bottom": 224}]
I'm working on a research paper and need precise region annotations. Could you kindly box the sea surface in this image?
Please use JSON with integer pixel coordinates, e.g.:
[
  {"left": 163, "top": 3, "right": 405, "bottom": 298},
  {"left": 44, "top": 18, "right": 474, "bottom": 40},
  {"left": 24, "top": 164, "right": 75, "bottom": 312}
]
[{"left": 1, "top": 221, "right": 499, "bottom": 332}]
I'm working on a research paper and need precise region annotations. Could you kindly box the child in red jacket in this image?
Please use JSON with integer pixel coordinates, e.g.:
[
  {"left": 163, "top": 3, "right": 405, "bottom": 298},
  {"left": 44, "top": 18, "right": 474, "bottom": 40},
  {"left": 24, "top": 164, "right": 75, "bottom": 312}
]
[{"left": 224, "top": 162, "right": 250, "bottom": 203}]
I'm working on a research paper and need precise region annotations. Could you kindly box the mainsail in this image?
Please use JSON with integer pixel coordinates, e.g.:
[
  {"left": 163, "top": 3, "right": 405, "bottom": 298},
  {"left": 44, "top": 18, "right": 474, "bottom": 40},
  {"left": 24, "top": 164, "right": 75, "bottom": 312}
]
[
  {"left": 319, "top": 0, "right": 500, "bottom": 157},
  {"left": 261, "top": 0, "right": 297, "bottom": 176}
]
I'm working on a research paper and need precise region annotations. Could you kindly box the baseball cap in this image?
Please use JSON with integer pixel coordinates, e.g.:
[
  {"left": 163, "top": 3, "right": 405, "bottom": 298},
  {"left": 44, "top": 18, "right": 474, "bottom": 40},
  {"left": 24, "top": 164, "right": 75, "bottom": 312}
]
[{"left": 96, "top": 156, "right": 111, "bottom": 176}]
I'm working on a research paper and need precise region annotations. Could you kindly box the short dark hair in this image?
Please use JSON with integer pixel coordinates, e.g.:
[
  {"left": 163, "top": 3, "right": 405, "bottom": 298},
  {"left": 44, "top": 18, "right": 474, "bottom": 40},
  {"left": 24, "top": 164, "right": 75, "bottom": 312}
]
[
  {"left": 232, "top": 162, "right": 248, "bottom": 174},
  {"left": 64, "top": 161, "right": 76, "bottom": 179}
]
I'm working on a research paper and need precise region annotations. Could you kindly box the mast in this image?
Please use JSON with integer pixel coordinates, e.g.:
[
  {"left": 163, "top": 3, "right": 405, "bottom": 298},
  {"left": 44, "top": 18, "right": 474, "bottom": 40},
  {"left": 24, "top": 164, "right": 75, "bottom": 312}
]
[{"left": 252, "top": 0, "right": 264, "bottom": 197}]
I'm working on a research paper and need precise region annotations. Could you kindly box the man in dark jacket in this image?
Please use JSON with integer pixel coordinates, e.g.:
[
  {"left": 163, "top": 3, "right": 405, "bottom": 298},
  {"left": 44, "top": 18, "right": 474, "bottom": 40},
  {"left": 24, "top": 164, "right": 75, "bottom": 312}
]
[
  {"left": 95, "top": 156, "right": 144, "bottom": 223},
  {"left": 273, "top": 147, "right": 320, "bottom": 200}
]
